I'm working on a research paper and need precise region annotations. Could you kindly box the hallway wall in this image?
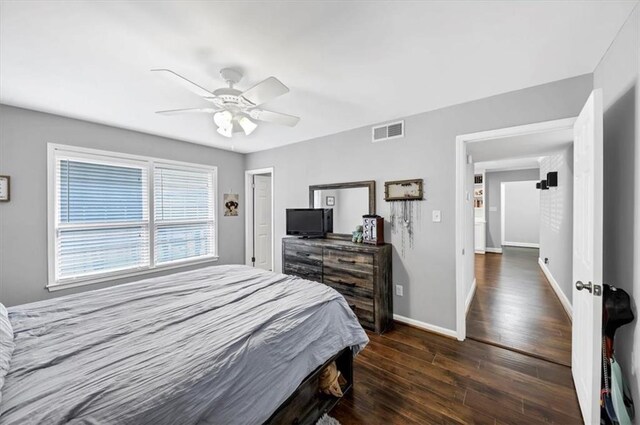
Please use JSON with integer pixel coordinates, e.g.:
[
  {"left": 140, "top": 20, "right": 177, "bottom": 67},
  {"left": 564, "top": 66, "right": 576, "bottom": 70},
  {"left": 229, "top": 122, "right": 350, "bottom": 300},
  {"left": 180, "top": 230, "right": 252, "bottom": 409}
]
[
  {"left": 485, "top": 168, "right": 540, "bottom": 249},
  {"left": 503, "top": 180, "right": 540, "bottom": 246},
  {"left": 539, "top": 145, "right": 574, "bottom": 307}
]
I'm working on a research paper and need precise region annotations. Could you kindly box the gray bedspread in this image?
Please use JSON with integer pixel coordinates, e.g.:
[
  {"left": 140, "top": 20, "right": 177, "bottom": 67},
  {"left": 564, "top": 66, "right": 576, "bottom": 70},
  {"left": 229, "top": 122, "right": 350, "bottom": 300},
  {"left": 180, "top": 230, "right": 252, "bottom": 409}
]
[{"left": 0, "top": 265, "right": 368, "bottom": 425}]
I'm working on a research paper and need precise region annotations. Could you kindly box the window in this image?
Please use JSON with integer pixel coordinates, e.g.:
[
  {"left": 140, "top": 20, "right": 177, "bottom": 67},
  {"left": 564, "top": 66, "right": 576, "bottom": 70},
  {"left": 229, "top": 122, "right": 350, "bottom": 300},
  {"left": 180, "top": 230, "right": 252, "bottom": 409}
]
[{"left": 48, "top": 145, "right": 217, "bottom": 288}]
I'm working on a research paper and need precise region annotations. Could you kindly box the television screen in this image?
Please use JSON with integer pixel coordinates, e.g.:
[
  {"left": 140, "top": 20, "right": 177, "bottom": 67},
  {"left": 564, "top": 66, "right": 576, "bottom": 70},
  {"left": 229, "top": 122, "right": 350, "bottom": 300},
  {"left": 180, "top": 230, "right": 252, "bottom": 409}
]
[{"left": 286, "top": 209, "right": 330, "bottom": 236}]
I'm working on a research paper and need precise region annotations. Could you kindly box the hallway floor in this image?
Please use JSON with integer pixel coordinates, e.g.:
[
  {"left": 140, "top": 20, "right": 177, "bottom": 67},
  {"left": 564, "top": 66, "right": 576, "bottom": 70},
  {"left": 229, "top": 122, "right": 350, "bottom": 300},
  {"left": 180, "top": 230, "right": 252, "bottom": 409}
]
[{"left": 467, "top": 247, "right": 572, "bottom": 366}]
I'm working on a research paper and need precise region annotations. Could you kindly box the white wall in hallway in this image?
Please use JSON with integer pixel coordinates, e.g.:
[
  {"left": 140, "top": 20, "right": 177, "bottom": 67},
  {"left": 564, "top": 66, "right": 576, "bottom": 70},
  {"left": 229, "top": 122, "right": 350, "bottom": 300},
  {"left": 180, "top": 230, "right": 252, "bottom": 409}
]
[{"left": 502, "top": 180, "right": 540, "bottom": 246}]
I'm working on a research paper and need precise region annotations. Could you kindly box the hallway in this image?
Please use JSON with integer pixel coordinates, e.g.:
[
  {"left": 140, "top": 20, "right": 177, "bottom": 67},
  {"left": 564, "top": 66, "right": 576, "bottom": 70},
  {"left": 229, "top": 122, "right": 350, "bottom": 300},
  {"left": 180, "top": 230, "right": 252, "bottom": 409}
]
[{"left": 467, "top": 247, "right": 572, "bottom": 366}]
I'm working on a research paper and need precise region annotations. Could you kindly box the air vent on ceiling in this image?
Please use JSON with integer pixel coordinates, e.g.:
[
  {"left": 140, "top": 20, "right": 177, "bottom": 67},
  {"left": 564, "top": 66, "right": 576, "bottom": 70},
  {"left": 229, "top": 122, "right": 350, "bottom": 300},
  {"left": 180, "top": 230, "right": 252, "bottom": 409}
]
[{"left": 372, "top": 120, "right": 404, "bottom": 142}]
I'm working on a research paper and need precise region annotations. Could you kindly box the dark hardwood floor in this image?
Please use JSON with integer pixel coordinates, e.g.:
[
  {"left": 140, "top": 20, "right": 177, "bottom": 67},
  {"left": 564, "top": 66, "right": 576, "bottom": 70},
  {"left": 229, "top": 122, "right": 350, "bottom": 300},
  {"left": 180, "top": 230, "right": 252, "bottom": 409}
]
[
  {"left": 467, "top": 247, "right": 572, "bottom": 366},
  {"left": 331, "top": 322, "right": 581, "bottom": 424}
]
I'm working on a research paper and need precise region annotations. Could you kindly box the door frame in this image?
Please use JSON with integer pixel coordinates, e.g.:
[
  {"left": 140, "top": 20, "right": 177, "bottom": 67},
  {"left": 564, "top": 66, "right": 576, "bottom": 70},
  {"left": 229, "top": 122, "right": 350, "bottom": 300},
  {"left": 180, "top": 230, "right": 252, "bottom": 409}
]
[
  {"left": 455, "top": 117, "right": 576, "bottom": 341},
  {"left": 245, "top": 167, "right": 275, "bottom": 269}
]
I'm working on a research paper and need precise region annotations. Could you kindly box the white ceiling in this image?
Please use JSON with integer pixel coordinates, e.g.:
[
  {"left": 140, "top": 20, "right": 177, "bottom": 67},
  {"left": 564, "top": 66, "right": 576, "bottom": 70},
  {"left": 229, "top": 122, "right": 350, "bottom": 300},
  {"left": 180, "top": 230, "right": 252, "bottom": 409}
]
[
  {"left": 467, "top": 126, "right": 574, "bottom": 162},
  {"left": 0, "top": 1, "right": 636, "bottom": 153}
]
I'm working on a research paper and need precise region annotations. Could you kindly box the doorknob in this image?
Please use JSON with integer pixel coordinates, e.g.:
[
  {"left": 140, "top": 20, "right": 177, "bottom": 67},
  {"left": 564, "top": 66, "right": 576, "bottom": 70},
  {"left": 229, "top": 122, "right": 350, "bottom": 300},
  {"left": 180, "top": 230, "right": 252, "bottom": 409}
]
[{"left": 576, "top": 280, "right": 593, "bottom": 293}]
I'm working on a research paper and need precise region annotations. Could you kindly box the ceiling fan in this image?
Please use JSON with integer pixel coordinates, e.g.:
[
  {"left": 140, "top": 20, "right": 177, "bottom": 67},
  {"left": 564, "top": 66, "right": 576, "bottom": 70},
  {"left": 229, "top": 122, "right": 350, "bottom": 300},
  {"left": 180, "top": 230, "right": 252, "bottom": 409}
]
[{"left": 152, "top": 68, "right": 299, "bottom": 138}]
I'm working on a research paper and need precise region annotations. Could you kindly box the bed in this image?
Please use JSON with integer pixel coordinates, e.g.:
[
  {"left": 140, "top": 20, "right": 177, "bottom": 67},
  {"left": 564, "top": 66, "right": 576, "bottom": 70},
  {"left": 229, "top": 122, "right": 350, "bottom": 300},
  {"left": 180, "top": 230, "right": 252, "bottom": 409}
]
[{"left": 0, "top": 265, "right": 368, "bottom": 425}]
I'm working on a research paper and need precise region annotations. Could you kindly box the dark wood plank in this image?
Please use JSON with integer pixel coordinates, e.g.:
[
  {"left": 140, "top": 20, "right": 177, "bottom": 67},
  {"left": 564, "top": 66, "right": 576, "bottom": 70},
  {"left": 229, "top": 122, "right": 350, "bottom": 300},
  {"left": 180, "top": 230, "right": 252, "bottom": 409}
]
[
  {"left": 331, "top": 324, "right": 582, "bottom": 424},
  {"left": 467, "top": 247, "right": 572, "bottom": 366}
]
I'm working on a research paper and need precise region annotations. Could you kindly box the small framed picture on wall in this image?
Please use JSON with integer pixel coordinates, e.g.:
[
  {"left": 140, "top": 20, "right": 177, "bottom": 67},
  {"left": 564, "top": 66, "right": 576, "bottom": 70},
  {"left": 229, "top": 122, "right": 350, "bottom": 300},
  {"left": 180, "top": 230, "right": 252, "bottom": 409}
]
[{"left": 0, "top": 176, "right": 9, "bottom": 202}]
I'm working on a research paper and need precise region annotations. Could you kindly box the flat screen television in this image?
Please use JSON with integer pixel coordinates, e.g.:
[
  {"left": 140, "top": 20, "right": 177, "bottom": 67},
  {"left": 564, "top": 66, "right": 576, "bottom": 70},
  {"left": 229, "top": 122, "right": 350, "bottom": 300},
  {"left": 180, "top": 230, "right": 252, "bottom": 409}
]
[{"left": 286, "top": 208, "right": 333, "bottom": 237}]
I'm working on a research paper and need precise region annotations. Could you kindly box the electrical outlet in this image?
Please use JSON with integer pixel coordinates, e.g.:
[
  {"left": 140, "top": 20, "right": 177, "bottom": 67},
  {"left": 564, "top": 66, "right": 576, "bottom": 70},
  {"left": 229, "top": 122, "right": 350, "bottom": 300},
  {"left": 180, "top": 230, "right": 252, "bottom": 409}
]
[
  {"left": 432, "top": 210, "right": 442, "bottom": 222},
  {"left": 395, "top": 285, "right": 404, "bottom": 296}
]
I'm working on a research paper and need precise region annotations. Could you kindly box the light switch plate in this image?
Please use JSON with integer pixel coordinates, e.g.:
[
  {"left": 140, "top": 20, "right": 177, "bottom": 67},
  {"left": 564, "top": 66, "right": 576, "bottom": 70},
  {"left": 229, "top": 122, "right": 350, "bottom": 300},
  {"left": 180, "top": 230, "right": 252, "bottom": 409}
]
[
  {"left": 489, "top": 206, "right": 498, "bottom": 212},
  {"left": 395, "top": 285, "right": 403, "bottom": 296},
  {"left": 432, "top": 210, "right": 441, "bottom": 222}
]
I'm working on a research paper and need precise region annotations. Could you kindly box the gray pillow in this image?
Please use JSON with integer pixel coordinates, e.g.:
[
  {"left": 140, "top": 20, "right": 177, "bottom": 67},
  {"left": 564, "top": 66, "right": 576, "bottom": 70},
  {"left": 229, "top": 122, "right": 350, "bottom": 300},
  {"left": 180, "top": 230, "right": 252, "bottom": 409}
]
[{"left": 0, "top": 303, "right": 14, "bottom": 404}]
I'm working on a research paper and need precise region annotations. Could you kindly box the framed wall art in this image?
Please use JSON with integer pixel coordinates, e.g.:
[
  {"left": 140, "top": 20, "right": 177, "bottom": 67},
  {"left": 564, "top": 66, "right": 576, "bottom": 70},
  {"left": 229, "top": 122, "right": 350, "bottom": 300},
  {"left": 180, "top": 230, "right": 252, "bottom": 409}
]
[{"left": 384, "top": 178, "right": 423, "bottom": 201}]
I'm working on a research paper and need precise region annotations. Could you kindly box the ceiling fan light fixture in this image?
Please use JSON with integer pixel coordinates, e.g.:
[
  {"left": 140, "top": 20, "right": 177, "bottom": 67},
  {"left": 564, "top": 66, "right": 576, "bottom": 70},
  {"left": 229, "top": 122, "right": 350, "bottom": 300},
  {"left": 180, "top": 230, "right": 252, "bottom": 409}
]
[
  {"left": 238, "top": 115, "right": 258, "bottom": 136},
  {"left": 217, "top": 125, "right": 233, "bottom": 138},
  {"left": 213, "top": 110, "right": 233, "bottom": 128}
]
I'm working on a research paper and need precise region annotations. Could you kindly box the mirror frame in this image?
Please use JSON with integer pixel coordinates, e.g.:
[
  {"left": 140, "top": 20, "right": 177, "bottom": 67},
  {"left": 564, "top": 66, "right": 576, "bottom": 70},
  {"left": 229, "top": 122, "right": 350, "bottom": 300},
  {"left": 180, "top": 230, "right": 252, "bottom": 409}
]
[{"left": 309, "top": 180, "right": 376, "bottom": 236}]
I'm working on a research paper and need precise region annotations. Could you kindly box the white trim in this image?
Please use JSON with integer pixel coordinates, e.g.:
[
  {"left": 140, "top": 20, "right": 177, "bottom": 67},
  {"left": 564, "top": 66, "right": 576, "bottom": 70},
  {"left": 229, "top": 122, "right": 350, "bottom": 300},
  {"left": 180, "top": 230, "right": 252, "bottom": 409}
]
[
  {"left": 465, "top": 278, "right": 477, "bottom": 315},
  {"left": 47, "top": 257, "right": 219, "bottom": 292},
  {"left": 500, "top": 182, "right": 506, "bottom": 245},
  {"left": 485, "top": 247, "right": 503, "bottom": 253},
  {"left": 244, "top": 167, "right": 275, "bottom": 271},
  {"left": 503, "top": 241, "right": 540, "bottom": 248},
  {"left": 474, "top": 249, "right": 485, "bottom": 254},
  {"left": 538, "top": 258, "right": 572, "bottom": 319},
  {"left": 47, "top": 143, "right": 218, "bottom": 290},
  {"left": 393, "top": 314, "right": 458, "bottom": 339},
  {"left": 455, "top": 117, "right": 577, "bottom": 341}
]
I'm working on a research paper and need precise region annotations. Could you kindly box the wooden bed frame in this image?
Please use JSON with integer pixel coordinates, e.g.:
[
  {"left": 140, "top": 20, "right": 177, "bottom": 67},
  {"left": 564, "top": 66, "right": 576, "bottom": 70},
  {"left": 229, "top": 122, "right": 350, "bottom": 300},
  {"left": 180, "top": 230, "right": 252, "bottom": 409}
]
[{"left": 264, "top": 347, "right": 354, "bottom": 425}]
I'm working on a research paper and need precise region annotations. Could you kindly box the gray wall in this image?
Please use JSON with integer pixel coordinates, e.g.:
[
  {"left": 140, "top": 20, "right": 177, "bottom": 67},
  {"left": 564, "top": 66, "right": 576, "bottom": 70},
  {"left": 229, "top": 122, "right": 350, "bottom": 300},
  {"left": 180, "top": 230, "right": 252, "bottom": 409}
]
[
  {"left": 539, "top": 146, "right": 574, "bottom": 305},
  {"left": 594, "top": 3, "right": 639, "bottom": 413},
  {"left": 503, "top": 180, "right": 540, "bottom": 245},
  {"left": 485, "top": 169, "right": 540, "bottom": 249},
  {"left": 0, "top": 105, "right": 246, "bottom": 306},
  {"left": 246, "top": 74, "right": 592, "bottom": 331}
]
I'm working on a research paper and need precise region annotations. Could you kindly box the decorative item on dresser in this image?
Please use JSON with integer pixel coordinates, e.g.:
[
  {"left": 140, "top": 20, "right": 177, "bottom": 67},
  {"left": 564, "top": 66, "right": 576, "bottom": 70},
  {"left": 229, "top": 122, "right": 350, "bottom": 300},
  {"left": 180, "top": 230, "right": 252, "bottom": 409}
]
[
  {"left": 362, "top": 215, "right": 384, "bottom": 245},
  {"left": 283, "top": 237, "right": 393, "bottom": 334}
]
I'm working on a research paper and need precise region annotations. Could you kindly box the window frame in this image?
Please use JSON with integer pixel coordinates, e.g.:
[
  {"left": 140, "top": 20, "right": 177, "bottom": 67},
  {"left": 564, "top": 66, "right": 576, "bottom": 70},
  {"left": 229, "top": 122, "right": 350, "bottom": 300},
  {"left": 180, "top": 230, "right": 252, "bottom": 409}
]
[{"left": 47, "top": 143, "right": 218, "bottom": 291}]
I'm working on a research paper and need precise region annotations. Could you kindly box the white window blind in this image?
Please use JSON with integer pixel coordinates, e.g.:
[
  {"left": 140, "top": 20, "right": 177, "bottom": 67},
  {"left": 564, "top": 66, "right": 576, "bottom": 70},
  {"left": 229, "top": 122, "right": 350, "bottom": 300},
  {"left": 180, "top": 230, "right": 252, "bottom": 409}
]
[
  {"left": 49, "top": 145, "right": 218, "bottom": 288},
  {"left": 154, "top": 166, "right": 215, "bottom": 265},
  {"left": 55, "top": 156, "right": 150, "bottom": 282}
]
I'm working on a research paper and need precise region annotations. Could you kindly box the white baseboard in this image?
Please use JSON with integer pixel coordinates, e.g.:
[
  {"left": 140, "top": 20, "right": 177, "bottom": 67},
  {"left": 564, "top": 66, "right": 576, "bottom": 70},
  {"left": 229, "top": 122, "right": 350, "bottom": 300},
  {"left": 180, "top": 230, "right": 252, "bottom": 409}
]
[
  {"left": 538, "top": 258, "right": 572, "bottom": 320},
  {"left": 393, "top": 314, "right": 458, "bottom": 338},
  {"left": 485, "top": 247, "right": 503, "bottom": 254},
  {"left": 465, "top": 278, "right": 477, "bottom": 315},
  {"left": 474, "top": 249, "right": 486, "bottom": 254},
  {"left": 503, "top": 241, "right": 540, "bottom": 248}
]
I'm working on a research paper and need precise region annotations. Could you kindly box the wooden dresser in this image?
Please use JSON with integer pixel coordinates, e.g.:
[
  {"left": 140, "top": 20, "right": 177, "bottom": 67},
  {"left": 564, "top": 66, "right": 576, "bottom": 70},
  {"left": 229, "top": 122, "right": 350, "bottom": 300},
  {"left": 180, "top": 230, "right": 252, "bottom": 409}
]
[{"left": 282, "top": 237, "right": 393, "bottom": 334}]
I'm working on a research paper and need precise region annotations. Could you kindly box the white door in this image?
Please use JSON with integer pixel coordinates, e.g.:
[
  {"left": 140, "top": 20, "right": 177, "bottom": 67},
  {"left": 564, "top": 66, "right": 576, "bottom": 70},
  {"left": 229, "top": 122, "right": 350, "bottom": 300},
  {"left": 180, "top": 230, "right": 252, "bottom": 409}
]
[
  {"left": 572, "top": 89, "right": 604, "bottom": 425},
  {"left": 253, "top": 174, "right": 272, "bottom": 271}
]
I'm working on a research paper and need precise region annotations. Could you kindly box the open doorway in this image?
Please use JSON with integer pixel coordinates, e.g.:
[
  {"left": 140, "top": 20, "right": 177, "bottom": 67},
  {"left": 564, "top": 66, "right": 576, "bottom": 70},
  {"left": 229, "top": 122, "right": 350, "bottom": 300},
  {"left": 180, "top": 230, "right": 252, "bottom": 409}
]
[
  {"left": 245, "top": 168, "right": 274, "bottom": 271},
  {"left": 456, "top": 118, "right": 576, "bottom": 366}
]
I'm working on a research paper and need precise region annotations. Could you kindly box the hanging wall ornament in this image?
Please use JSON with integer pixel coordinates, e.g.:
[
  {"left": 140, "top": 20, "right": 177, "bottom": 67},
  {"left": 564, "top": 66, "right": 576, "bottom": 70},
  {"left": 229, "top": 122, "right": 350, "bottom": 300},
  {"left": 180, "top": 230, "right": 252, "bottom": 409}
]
[{"left": 385, "top": 179, "right": 424, "bottom": 257}]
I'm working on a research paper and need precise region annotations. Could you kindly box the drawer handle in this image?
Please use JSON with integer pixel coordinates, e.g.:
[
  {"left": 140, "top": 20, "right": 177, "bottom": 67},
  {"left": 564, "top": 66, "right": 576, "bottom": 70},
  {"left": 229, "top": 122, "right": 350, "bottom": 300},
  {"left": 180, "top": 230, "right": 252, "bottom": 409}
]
[
  {"left": 336, "top": 279, "right": 356, "bottom": 287},
  {"left": 297, "top": 252, "right": 311, "bottom": 257},
  {"left": 337, "top": 258, "right": 356, "bottom": 264}
]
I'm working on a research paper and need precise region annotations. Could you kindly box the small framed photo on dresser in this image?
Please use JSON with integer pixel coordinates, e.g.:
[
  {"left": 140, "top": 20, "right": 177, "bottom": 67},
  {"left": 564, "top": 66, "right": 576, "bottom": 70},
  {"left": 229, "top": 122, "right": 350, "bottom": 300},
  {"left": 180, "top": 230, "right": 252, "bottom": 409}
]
[{"left": 0, "top": 176, "right": 9, "bottom": 202}]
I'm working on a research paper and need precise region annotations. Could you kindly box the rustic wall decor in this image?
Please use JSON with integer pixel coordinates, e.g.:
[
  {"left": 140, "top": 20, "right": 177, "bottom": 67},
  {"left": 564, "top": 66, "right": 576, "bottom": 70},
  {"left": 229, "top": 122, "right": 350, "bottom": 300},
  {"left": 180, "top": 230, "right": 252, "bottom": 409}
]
[
  {"left": 384, "top": 179, "right": 423, "bottom": 201},
  {"left": 385, "top": 179, "right": 424, "bottom": 256}
]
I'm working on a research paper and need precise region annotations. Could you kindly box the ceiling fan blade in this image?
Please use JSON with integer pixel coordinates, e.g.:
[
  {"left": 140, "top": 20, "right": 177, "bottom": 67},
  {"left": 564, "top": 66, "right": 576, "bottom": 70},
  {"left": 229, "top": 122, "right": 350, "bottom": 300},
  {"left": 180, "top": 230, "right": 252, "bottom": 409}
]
[
  {"left": 250, "top": 109, "right": 300, "bottom": 127},
  {"left": 151, "top": 69, "right": 213, "bottom": 98},
  {"left": 156, "top": 107, "right": 218, "bottom": 115},
  {"left": 241, "top": 77, "right": 289, "bottom": 106}
]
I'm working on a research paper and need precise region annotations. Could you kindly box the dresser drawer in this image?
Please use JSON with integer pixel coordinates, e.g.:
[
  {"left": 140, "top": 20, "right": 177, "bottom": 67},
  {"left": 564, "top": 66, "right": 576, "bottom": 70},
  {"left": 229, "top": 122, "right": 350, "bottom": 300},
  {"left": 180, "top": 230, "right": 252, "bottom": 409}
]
[
  {"left": 284, "top": 243, "right": 323, "bottom": 264},
  {"left": 324, "top": 248, "right": 373, "bottom": 268},
  {"left": 343, "top": 294, "right": 375, "bottom": 329},
  {"left": 323, "top": 268, "right": 374, "bottom": 291},
  {"left": 283, "top": 263, "right": 322, "bottom": 282}
]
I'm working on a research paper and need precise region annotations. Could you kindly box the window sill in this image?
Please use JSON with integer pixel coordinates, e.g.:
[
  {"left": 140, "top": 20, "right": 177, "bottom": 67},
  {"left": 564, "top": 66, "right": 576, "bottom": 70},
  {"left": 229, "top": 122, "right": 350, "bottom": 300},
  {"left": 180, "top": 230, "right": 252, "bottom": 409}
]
[{"left": 46, "top": 256, "right": 219, "bottom": 292}]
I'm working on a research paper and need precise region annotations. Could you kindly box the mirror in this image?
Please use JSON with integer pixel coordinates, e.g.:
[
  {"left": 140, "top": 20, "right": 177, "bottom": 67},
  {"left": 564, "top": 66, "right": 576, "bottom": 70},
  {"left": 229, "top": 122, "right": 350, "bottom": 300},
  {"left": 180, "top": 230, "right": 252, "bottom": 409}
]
[{"left": 309, "top": 181, "right": 375, "bottom": 235}]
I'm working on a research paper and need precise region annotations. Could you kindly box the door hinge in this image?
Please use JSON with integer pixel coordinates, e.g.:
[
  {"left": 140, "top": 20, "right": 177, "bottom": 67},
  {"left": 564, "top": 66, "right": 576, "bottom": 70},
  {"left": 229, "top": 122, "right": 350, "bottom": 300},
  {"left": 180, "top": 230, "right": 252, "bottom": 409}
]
[{"left": 251, "top": 256, "right": 256, "bottom": 263}]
